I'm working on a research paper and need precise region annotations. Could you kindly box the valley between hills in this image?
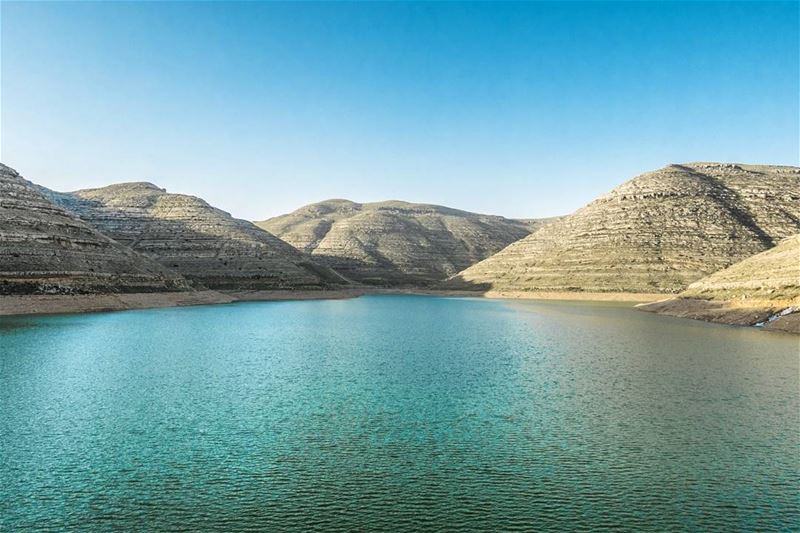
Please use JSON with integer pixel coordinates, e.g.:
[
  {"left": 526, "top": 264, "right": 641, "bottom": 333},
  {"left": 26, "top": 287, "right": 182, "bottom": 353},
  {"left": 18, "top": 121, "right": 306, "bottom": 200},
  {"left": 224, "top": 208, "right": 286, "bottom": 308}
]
[{"left": 1, "top": 161, "right": 798, "bottom": 333}]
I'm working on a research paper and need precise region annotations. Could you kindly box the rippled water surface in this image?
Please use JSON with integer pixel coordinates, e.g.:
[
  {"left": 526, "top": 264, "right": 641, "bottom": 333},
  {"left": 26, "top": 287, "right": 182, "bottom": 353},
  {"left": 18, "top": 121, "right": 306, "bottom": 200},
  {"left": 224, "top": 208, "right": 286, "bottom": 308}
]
[{"left": 1, "top": 295, "right": 798, "bottom": 531}]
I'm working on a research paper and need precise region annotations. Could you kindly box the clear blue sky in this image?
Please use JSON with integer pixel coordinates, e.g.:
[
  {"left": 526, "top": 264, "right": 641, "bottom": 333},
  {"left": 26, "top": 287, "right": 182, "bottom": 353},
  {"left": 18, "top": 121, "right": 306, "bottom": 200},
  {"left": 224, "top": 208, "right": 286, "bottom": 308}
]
[{"left": 1, "top": 1, "right": 798, "bottom": 220}]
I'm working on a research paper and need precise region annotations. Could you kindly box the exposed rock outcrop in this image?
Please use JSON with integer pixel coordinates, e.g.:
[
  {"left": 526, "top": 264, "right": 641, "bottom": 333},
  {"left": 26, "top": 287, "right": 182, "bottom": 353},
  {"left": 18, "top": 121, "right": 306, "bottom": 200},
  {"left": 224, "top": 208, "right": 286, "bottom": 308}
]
[
  {"left": 256, "top": 199, "right": 539, "bottom": 286},
  {"left": 447, "top": 163, "right": 800, "bottom": 294},
  {"left": 49, "top": 183, "right": 350, "bottom": 291},
  {"left": 0, "top": 164, "right": 190, "bottom": 295},
  {"left": 638, "top": 235, "right": 800, "bottom": 333}
]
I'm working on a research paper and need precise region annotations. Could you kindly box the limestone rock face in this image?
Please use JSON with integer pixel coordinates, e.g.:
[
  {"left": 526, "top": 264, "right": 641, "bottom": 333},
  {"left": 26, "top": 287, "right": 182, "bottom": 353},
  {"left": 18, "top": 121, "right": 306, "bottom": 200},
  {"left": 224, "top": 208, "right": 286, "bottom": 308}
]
[
  {"left": 50, "top": 183, "right": 349, "bottom": 290},
  {"left": 0, "top": 164, "right": 190, "bottom": 295},
  {"left": 448, "top": 163, "right": 800, "bottom": 294},
  {"left": 256, "top": 199, "right": 536, "bottom": 286},
  {"left": 680, "top": 234, "right": 800, "bottom": 303}
]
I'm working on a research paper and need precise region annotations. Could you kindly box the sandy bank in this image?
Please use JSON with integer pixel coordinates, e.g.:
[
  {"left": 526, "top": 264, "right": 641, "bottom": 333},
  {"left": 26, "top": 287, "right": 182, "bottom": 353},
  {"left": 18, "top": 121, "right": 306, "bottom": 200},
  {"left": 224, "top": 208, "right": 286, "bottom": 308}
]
[
  {"left": 223, "top": 289, "right": 371, "bottom": 301},
  {"left": 342, "top": 288, "right": 665, "bottom": 302},
  {"left": 0, "top": 291, "right": 236, "bottom": 317},
  {"left": 637, "top": 297, "right": 800, "bottom": 334},
  {"left": 290, "top": 288, "right": 663, "bottom": 302},
  {"left": 0, "top": 287, "right": 671, "bottom": 317},
  {"left": 0, "top": 289, "right": 375, "bottom": 317},
  {"left": 477, "top": 290, "right": 664, "bottom": 302},
  {"left": 7, "top": 288, "right": 797, "bottom": 336}
]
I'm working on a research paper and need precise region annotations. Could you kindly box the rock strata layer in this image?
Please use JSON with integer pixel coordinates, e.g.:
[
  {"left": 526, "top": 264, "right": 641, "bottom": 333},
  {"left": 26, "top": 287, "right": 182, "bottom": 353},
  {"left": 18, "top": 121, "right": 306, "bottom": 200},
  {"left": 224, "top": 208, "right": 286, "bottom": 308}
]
[
  {"left": 679, "top": 234, "right": 800, "bottom": 303},
  {"left": 637, "top": 234, "right": 800, "bottom": 333},
  {"left": 257, "top": 199, "right": 538, "bottom": 286},
  {"left": 0, "top": 164, "right": 190, "bottom": 295},
  {"left": 447, "top": 163, "right": 800, "bottom": 294},
  {"left": 50, "top": 183, "right": 349, "bottom": 290}
]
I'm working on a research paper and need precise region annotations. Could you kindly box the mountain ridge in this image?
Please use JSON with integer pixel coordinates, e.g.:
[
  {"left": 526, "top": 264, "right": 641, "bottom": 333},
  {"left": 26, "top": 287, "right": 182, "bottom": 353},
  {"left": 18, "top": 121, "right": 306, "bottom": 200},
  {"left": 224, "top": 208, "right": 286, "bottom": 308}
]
[
  {"left": 47, "top": 182, "right": 351, "bottom": 291},
  {"left": 0, "top": 164, "right": 192, "bottom": 295},
  {"left": 445, "top": 162, "right": 800, "bottom": 294},
  {"left": 257, "top": 198, "right": 550, "bottom": 286}
]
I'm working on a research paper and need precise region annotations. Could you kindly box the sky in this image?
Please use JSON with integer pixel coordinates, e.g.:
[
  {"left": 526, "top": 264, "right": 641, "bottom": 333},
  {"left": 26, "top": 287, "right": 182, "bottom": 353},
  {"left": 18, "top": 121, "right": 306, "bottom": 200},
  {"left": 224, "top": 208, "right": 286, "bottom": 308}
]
[{"left": 1, "top": 1, "right": 798, "bottom": 221}]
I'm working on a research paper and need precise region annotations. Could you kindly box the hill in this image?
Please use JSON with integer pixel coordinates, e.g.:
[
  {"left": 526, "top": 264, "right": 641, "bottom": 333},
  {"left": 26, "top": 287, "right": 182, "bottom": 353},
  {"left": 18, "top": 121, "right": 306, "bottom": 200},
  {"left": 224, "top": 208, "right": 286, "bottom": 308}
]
[
  {"left": 256, "top": 199, "right": 539, "bottom": 286},
  {"left": 446, "top": 163, "right": 800, "bottom": 294},
  {"left": 679, "top": 234, "right": 800, "bottom": 303},
  {"left": 638, "top": 235, "right": 800, "bottom": 333},
  {"left": 49, "top": 183, "right": 350, "bottom": 291},
  {"left": 0, "top": 164, "right": 190, "bottom": 295}
]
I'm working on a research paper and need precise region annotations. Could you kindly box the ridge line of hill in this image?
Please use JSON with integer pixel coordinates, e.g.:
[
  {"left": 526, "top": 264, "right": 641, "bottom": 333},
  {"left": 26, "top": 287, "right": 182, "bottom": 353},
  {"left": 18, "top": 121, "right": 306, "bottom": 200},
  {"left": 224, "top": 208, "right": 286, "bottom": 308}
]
[{"left": 2, "top": 160, "right": 798, "bottom": 332}]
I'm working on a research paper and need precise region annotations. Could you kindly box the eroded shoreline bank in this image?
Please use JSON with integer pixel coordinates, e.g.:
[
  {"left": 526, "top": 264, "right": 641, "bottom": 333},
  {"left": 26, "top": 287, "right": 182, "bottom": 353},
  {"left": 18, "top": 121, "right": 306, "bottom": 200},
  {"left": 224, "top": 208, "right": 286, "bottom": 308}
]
[
  {"left": 2, "top": 289, "right": 797, "bottom": 334},
  {"left": 637, "top": 298, "right": 800, "bottom": 334},
  {"left": 0, "top": 291, "right": 236, "bottom": 317},
  {"left": 0, "top": 288, "right": 664, "bottom": 317},
  {"left": 0, "top": 289, "right": 385, "bottom": 317}
]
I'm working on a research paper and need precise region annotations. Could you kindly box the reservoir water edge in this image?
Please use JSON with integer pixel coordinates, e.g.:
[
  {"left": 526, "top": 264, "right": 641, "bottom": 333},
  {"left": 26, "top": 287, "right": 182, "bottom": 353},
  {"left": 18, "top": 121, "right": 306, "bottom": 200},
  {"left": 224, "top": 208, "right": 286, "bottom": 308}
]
[{"left": 2, "top": 295, "right": 797, "bottom": 531}]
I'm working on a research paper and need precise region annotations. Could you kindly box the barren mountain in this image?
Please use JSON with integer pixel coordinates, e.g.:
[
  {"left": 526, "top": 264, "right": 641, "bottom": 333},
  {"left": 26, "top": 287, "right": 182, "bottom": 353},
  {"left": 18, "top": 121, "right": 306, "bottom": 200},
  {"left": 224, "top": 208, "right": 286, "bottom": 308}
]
[
  {"left": 256, "top": 199, "right": 538, "bottom": 286},
  {"left": 0, "top": 164, "right": 190, "bottom": 295},
  {"left": 638, "top": 235, "right": 800, "bottom": 333},
  {"left": 50, "top": 183, "right": 349, "bottom": 291},
  {"left": 447, "top": 163, "right": 800, "bottom": 294}
]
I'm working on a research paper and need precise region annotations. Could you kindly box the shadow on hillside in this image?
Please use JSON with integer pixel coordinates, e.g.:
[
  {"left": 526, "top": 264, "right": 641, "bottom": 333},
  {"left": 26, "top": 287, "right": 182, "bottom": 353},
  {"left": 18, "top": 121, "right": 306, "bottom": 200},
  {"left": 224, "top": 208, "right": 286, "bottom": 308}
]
[
  {"left": 309, "top": 252, "right": 415, "bottom": 287},
  {"left": 310, "top": 252, "right": 495, "bottom": 293},
  {"left": 50, "top": 193, "right": 498, "bottom": 293},
  {"left": 58, "top": 200, "right": 349, "bottom": 290},
  {"left": 432, "top": 275, "right": 493, "bottom": 295}
]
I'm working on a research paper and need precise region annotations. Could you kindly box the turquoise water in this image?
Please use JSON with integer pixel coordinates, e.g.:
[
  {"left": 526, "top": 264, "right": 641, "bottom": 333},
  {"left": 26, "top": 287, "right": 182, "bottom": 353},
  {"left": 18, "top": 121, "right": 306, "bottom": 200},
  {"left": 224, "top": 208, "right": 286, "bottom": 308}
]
[{"left": 1, "top": 295, "right": 798, "bottom": 531}]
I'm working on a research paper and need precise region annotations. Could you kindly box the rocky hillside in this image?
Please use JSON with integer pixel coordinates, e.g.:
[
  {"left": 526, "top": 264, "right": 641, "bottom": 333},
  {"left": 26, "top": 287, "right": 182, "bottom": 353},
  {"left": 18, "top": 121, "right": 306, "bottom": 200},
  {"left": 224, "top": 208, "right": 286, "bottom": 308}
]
[
  {"left": 638, "top": 235, "right": 800, "bottom": 333},
  {"left": 0, "top": 164, "right": 190, "bottom": 295},
  {"left": 256, "top": 199, "right": 537, "bottom": 286},
  {"left": 447, "top": 163, "right": 800, "bottom": 294},
  {"left": 679, "top": 234, "right": 800, "bottom": 303},
  {"left": 49, "top": 183, "right": 349, "bottom": 291}
]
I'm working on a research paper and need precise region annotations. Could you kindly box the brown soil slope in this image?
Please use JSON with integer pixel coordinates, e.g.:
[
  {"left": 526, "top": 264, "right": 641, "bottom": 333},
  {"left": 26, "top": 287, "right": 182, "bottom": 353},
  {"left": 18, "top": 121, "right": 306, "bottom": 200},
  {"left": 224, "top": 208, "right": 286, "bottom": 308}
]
[
  {"left": 256, "top": 199, "right": 538, "bottom": 286},
  {"left": 0, "top": 164, "right": 190, "bottom": 295},
  {"left": 447, "top": 163, "right": 800, "bottom": 294}
]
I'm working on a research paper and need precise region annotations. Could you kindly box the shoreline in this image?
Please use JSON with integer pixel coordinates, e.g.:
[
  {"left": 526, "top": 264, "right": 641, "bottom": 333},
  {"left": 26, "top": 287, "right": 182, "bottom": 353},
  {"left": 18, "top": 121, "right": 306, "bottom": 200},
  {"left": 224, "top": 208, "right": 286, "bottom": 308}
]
[
  {"left": 637, "top": 297, "right": 800, "bottom": 334},
  {"left": 0, "top": 287, "right": 666, "bottom": 318},
  {"left": 2, "top": 289, "right": 796, "bottom": 334},
  {"left": 0, "top": 289, "right": 377, "bottom": 317},
  {"left": 0, "top": 289, "right": 378, "bottom": 317},
  {"left": 223, "top": 288, "right": 372, "bottom": 302},
  {"left": 0, "top": 291, "right": 237, "bottom": 317},
  {"left": 474, "top": 290, "right": 665, "bottom": 303}
]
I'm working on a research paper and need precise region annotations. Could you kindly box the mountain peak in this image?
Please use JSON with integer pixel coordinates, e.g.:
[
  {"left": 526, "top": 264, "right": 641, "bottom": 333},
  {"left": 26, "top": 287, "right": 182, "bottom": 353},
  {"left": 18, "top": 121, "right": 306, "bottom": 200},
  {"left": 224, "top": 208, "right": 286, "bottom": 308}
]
[
  {"left": 51, "top": 181, "right": 349, "bottom": 290},
  {"left": 257, "top": 199, "right": 542, "bottom": 287},
  {"left": 0, "top": 166, "right": 190, "bottom": 295},
  {"left": 447, "top": 163, "right": 800, "bottom": 294}
]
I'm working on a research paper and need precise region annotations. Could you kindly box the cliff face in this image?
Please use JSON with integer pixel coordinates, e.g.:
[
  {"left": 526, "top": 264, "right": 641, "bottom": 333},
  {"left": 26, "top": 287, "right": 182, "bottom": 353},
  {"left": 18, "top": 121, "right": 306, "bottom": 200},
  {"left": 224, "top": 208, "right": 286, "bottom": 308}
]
[
  {"left": 256, "top": 200, "right": 537, "bottom": 287},
  {"left": 448, "top": 163, "right": 800, "bottom": 294},
  {"left": 50, "top": 183, "right": 349, "bottom": 291},
  {"left": 0, "top": 164, "right": 190, "bottom": 295}
]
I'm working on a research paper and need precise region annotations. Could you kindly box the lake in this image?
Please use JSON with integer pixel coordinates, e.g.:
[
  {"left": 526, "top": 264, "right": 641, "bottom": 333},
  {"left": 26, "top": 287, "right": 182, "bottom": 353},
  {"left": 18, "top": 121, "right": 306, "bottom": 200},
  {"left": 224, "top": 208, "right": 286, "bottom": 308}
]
[{"left": 1, "top": 295, "right": 798, "bottom": 531}]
